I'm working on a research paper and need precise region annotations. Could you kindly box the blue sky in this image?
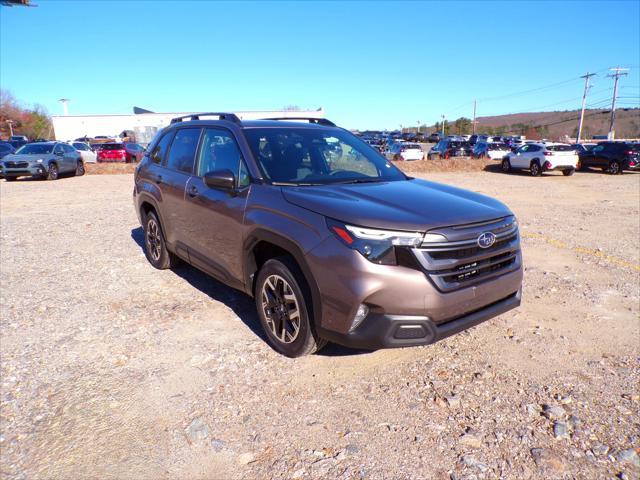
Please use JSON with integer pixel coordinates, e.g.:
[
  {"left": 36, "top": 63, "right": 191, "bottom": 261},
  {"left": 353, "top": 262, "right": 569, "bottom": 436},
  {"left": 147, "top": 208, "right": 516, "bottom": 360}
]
[{"left": 1, "top": 0, "right": 638, "bottom": 130}]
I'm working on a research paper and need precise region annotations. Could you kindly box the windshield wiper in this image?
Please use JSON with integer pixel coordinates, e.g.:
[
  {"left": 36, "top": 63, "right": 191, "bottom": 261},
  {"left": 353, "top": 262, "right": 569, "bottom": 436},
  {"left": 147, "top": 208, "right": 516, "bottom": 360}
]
[
  {"left": 272, "top": 181, "right": 322, "bottom": 186},
  {"left": 332, "top": 178, "right": 384, "bottom": 184}
]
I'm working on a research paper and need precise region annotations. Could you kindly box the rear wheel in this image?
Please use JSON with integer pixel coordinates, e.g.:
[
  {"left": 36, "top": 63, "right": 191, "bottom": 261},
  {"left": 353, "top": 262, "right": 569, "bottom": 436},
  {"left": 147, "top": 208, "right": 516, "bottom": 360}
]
[
  {"left": 255, "top": 257, "right": 326, "bottom": 357},
  {"left": 75, "top": 160, "right": 85, "bottom": 176},
  {"left": 608, "top": 160, "right": 621, "bottom": 175},
  {"left": 530, "top": 160, "right": 542, "bottom": 177},
  {"left": 5, "top": 176, "right": 17, "bottom": 182},
  {"left": 143, "top": 211, "right": 178, "bottom": 269},
  {"left": 46, "top": 163, "right": 58, "bottom": 180},
  {"left": 562, "top": 168, "right": 575, "bottom": 176},
  {"left": 501, "top": 158, "right": 511, "bottom": 173}
]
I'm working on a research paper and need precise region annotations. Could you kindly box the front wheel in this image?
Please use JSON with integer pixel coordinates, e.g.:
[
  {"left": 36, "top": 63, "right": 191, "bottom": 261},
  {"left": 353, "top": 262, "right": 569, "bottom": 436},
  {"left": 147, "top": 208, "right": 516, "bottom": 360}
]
[
  {"left": 562, "top": 168, "right": 575, "bottom": 176},
  {"left": 75, "top": 160, "right": 85, "bottom": 176},
  {"left": 5, "top": 176, "right": 17, "bottom": 182},
  {"left": 501, "top": 158, "right": 511, "bottom": 173},
  {"left": 255, "top": 257, "right": 326, "bottom": 357},
  {"left": 46, "top": 163, "right": 58, "bottom": 180},
  {"left": 530, "top": 160, "right": 542, "bottom": 177}
]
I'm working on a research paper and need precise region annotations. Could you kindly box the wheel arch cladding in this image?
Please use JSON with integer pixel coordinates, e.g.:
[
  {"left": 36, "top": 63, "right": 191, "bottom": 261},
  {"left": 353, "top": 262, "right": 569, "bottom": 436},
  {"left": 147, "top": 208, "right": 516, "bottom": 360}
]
[{"left": 244, "top": 229, "right": 323, "bottom": 327}]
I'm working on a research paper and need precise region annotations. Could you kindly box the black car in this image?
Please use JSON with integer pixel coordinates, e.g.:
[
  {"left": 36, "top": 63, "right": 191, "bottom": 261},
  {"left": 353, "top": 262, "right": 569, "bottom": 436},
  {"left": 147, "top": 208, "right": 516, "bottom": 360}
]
[
  {"left": 427, "top": 139, "right": 472, "bottom": 159},
  {"left": 577, "top": 141, "right": 639, "bottom": 174},
  {"left": 427, "top": 132, "right": 441, "bottom": 143},
  {"left": 0, "top": 142, "right": 16, "bottom": 159}
]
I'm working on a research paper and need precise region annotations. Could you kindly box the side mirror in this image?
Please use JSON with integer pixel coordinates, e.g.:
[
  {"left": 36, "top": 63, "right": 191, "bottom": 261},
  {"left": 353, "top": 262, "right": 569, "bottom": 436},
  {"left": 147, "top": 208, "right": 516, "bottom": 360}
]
[{"left": 204, "top": 169, "right": 235, "bottom": 190}]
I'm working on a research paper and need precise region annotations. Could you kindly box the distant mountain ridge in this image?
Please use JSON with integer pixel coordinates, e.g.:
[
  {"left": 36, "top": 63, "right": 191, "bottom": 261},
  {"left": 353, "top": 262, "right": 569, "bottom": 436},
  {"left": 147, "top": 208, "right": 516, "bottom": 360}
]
[{"left": 474, "top": 108, "right": 639, "bottom": 140}]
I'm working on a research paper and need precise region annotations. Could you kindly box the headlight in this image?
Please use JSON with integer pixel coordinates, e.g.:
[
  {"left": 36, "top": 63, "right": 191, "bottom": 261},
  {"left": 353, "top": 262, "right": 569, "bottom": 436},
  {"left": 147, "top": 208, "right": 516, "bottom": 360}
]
[{"left": 327, "top": 218, "right": 423, "bottom": 265}]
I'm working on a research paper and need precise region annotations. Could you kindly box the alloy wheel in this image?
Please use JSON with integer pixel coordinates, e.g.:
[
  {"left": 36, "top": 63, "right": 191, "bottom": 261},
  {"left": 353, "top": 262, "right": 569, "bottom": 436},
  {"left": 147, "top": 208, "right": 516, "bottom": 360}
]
[
  {"left": 145, "top": 218, "right": 162, "bottom": 262},
  {"left": 261, "top": 274, "right": 301, "bottom": 344}
]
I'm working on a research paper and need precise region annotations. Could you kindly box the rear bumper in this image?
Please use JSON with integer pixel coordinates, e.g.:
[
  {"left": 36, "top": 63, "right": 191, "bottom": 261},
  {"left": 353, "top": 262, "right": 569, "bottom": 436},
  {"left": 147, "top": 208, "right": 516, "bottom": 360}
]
[{"left": 318, "top": 289, "right": 521, "bottom": 349}]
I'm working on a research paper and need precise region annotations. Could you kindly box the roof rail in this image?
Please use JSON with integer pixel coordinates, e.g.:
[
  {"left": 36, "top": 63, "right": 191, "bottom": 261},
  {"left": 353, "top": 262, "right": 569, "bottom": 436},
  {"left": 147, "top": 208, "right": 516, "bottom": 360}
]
[
  {"left": 262, "top": 117, "right": 336, "bottom": 127},
  {"left": 170, "top": 112, "right": 241, "bottom": 124}
]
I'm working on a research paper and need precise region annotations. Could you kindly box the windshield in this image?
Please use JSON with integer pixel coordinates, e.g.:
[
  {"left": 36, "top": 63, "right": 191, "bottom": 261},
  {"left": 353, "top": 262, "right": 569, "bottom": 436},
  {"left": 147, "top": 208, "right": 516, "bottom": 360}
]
[
  {"left": 243, "top": 128, "right": 406, "bottom": 185},
  {"left": 15, "top": 144, "right": 54, "bottom": 155}
]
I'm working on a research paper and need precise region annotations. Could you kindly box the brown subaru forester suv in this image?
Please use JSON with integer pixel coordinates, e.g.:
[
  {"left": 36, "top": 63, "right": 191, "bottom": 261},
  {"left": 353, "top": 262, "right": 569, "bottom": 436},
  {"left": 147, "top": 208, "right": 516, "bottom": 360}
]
[{"left": 133, "top": 113, "right": 523, "bottom": 357}]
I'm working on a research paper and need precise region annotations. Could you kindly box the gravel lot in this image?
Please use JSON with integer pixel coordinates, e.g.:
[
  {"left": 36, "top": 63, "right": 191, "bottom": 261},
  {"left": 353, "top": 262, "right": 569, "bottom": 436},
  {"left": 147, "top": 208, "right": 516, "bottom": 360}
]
[{"left": 1, "top": 170, "right": 639, "bottom": 480}]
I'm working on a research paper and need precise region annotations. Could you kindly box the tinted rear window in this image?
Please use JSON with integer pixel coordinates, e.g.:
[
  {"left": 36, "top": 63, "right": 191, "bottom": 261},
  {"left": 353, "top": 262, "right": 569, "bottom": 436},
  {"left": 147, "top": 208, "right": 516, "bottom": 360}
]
[
  {"left": 546, "top": 145, "right": 573, "bottom": 152},
  {"left": 488, "top": 143, "right": 509, "bottom": 150},
  {"left": 100, "top": 143, "right": 125, "bottom": 150}
]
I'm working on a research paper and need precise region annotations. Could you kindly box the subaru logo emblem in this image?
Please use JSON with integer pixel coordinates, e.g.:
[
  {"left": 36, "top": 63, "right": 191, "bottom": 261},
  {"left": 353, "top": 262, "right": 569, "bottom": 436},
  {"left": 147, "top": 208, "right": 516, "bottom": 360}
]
[{"left": 477, "top": 232, "right": 496, "bottom": 249}]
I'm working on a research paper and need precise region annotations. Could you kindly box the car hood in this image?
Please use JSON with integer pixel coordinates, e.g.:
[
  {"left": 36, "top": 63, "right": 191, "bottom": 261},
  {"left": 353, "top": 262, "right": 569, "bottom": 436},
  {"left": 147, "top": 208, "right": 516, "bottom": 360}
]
[
  {"left": 2, "top": 154, "right": 52, "bottom": 163},
  {"left": 282, "top": 178, "right": 512, "bottom": 231}
]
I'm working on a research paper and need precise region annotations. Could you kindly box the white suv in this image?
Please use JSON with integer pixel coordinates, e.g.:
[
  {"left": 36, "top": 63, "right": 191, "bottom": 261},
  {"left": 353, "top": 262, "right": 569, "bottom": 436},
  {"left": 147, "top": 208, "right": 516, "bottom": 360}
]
[{"left": 502, "top": 142, "right": 578, "bottom": 176}]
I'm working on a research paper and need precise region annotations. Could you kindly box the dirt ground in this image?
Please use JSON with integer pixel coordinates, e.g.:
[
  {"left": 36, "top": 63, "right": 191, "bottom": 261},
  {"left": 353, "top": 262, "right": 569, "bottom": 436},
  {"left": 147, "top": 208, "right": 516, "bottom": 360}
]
[{"left": 1, "top": 169, "right": 638, "bottom": 480}]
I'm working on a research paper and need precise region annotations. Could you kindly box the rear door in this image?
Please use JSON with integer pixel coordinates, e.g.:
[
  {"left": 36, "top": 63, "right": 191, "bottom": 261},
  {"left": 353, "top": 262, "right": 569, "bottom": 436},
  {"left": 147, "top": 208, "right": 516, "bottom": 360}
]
[
  {"left": 53, "top": 144, "right": 67, "bottom": 170},
  {"left": 62, "top": 144, "right": 78, "bottom": 171},
  {"left": 183, "top": 127, "right": 250, "bottom": 284},
  {"left": 159, "top": 127, "right": 202, "bottom": 254}
]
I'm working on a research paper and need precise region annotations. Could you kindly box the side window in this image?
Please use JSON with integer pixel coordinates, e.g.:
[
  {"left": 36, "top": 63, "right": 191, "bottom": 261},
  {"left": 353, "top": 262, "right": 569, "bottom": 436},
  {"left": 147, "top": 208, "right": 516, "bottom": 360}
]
[
  {"left": 151, "top": 131, "right": 175, "bottom": 165},
  {"left": 166, "top": 128, "right": 201, "bottom": 174},
  {"left": 197, "top": 128, "right": 248, "bottom": 187},
  {"left": 63, "top": 144, "right": 75, "bottom": 153},
  {"left": 54, "top": 144, "right": 64, "bottom": 155}
]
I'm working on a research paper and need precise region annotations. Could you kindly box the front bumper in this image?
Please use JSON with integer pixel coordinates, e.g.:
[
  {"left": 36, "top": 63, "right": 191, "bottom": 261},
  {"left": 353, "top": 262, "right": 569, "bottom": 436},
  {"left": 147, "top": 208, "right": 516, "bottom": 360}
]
[
  {"left": 318, "top": 289, "right": 521, "bottom": 349},
  {"left": 307, "top": 235, "right": 523, "bottom": 349},
  {"left": 0, "top": 164, "right": 46, "bottom": 178}
]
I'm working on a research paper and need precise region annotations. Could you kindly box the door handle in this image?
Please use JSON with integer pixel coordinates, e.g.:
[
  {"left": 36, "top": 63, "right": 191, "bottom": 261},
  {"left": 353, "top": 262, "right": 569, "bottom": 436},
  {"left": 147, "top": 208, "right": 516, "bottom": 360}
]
[{"left": 188, "top": 185, "right": 199, "bottom": 197}]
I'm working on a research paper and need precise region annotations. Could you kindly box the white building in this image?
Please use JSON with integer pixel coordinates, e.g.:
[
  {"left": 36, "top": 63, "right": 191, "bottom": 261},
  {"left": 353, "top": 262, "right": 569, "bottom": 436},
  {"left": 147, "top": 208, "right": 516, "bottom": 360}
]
[{"left": 52, "top": 108, "right": 326, "bottom": 145}]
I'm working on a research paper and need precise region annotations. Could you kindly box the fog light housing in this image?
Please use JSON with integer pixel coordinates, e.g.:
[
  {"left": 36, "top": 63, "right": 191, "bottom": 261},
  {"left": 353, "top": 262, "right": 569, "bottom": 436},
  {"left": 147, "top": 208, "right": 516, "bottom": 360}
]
[{"left": 350, "top": 304, "right": 369, "bottom": 332}]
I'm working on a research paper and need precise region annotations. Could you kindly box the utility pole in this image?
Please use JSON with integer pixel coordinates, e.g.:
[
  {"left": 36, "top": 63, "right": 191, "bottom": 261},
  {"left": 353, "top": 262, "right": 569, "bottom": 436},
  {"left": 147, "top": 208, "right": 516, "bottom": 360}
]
[
  {"left": 576, "top": 72, "right": 595, "bottom": 144},
  {"left": 6, "top": 119, "right": 15, "bottom": 137},
  {"left": 607, "top": 67, "right": 628, "bottom": 140},
  {"left": 441, "top": 114, "right": 446, "bottom": 137},
  {"left": 472, "top": 100, "right": 477, "bottom": 134}
]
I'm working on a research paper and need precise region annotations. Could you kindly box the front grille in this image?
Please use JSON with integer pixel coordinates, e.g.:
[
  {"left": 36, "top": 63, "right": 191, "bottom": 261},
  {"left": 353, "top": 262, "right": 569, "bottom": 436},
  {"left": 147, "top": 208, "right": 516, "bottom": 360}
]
[
  {"left": 411, "top": 217, "right": 521, "bottom": 292},
  {"left": 4, "top": 161, "right": 29, "bottom": 168}
]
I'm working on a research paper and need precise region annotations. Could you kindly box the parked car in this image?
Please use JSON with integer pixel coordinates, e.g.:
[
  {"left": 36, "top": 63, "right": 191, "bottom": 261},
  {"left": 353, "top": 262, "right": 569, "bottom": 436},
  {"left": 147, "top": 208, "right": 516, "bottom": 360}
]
[
  {"left": 386, "top": 142, "right": 424, "bottom": 161},
  {"left": 97, "top": 142, "right": 144, "bottom": 163},
  {"left": 0, "top": 142, "right": 16, "bottom": 159},
  {"left": 472, "top": 142, "right": 512, "bottom": 160},
  {"left": 134, "top": 113, "right": 522, "bottom": 357},
  {"left": 570, "top": 143, "right": 597, "bottom": 154},
  {"left": 427, "top": 139, "right": 472, "bottom": 159},
  {"left": 0, "top": 141, "right": 84, "bottom": 181},
  {"left": 577, "top": 141, "right": 640, "bottom": 174},
  {"left": 71, "top": 142, "right": 98, "bottom": 163},
  {"left": 9, "top": 135, "right": 28, "bottom": 150},
  {"left": 427, "top": 132, "right": 441, "bottom": 143},
  {"left": 501, "top": 143, "right": 578, "bottom": 176}
]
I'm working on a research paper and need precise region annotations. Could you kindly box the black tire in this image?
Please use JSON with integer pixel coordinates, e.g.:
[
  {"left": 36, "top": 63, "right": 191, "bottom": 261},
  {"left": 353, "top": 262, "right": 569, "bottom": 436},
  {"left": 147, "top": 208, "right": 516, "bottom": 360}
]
[
  {"left": 5, "top": 176, "right": 17, "bottom": 182},
  {"left": 501, "top": 158, "right": 511, "bottom": 173},
  {"left": 75, "top": 160, "right": 85, "bottom": 176},
  {"left": 562, "top": 168, "right": 575, "bottom": 176},
  {"left": 530, "top": 160, "right": 542, "bottom": 177},
  {"left": 46, "top": 163, "right": 58, "bottom": 181},
  {"left": 608, "top": 160, "right": 621, "bottom": 175},
  {"left": 143, "top": 211, "right": 178, "bottom": 270},
  {"left": 255, "top": 257, "right": 327, "bottom": 357}
]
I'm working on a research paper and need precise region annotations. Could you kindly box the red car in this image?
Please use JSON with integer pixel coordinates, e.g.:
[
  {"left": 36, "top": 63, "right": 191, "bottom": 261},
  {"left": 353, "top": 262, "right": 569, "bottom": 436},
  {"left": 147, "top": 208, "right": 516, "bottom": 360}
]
[{"left": 97, "top": 142, "right": 145, "bottom": 163}]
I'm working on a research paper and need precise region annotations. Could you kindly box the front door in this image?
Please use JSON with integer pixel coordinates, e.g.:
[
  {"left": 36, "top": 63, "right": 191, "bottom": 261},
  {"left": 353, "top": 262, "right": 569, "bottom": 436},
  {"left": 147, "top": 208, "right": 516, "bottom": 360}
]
[{"left": 183, "top": 127, "right": 251, "bottom": 284}]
